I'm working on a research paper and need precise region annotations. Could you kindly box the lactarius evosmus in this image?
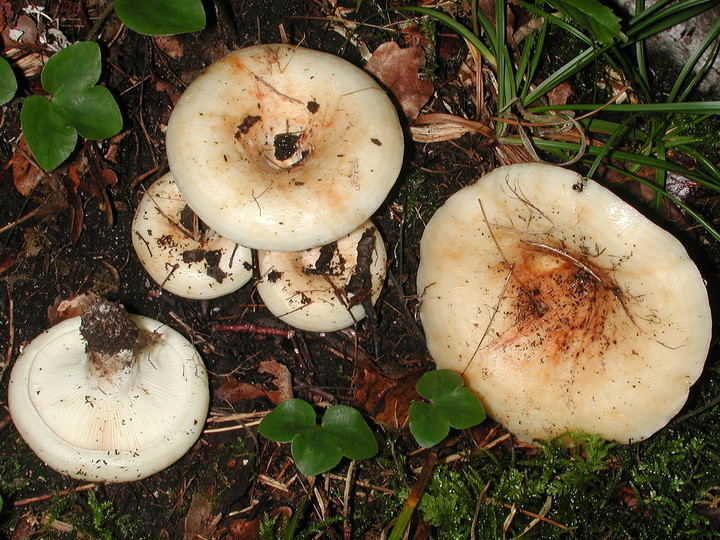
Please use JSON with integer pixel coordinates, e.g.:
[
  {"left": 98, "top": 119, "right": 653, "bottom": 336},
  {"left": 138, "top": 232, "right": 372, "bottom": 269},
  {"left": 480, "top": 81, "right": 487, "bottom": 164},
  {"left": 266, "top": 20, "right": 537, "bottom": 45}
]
[
  {"left": 256, "top": 220, "right": 386, "bottom": 332},
  {"left": 166, "top": 43, "right": 404, "bottom": 252},
  {"left": 132, "top": 172, "right": 253, "bottom": 299},
  {"left": 8, "top": 299, "right": 209, "bottom": 482},
  {"left": 416, "top": 163, "right": 711, "bottom": 444}
]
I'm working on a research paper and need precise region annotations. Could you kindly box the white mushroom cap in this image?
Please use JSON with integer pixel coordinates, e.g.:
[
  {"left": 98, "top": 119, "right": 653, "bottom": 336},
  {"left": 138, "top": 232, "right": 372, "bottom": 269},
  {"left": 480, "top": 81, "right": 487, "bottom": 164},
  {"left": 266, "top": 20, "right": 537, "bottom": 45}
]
[
  {"left": 166, "top": 44, "right": 404, "bottom": 251},
  {"left": 8, "top": 315, "right": 209, "bottom": 482},
  {"left": 132, "top": 172, "right": 253, "bottom": 299},
  {"left": 256, "top": 220, "right": 387, "bottom": 332},
  {"left": 417, "top": 163, "right": 712, "bottom": 444}
]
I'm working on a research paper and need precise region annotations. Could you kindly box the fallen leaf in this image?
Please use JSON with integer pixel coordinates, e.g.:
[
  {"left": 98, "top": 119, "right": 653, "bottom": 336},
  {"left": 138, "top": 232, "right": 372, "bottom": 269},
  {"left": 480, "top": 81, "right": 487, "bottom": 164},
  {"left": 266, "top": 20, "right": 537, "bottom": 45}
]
[
  {"left": 353, "top": 364, "right": 423, "bottom": 429},
  {"left": 220, "top": 507, "right": 291, "bottom": 540},
  {"left": 11, "top": 138, "right": 44, "bottom": 196},
  {"left": 547, "top": 81, "right": 573, "bottom": 106},
  {"left": 183, "top": 492, "right": 222, "bottom": 540},
  {"left": 47, "top": 293, "right": 98, "bottom": 326},
  {"left": 365, "top": 41, "right": 434, "bottom": 122},
  {"left": 64, "top": 167, "right": 85, "bottom": 244},
  {"left": 154, "top": 34, "right": 184, "bottom": 59},
  {"left": 216, "top": 360, "right": 293, "bottom": 405}
]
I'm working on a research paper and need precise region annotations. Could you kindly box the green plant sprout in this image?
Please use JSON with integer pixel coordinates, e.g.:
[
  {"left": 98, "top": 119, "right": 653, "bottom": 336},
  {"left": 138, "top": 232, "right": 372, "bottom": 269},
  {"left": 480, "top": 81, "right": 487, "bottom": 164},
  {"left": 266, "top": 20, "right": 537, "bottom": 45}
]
[
  {"left": 0, "top": 57, "right": 17, "bottom": 106},
  {"left": 20, "top": 41, "right": 122, "bottom": 171},
  {"left": 258, "top": 399, "right": 378, "bottom": 476},
  {"left": 114, "top": 0, "right": 205, "bottom": 36},
  {"left": 409, "top": 370, "right": 486, "bottom": 448}
]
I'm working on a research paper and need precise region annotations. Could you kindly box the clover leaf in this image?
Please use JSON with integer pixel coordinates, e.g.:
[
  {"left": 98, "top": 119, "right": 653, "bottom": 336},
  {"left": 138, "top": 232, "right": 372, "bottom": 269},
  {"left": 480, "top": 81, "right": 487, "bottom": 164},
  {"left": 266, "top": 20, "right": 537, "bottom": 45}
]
[
  {"left": 20, "top": 41, "right": 122, "bottom": 170},
  {"left": 115, "top": 0, "right": 206, "bottom": 36},
  {"left": 0, "top": 57, "right": 17, "bottom": 105},
  {"left": 409, "top": 370, "right": 486, "bottom": 448},
  {"left": 258, "top": 399, "right": 378, "bottom": 476}
]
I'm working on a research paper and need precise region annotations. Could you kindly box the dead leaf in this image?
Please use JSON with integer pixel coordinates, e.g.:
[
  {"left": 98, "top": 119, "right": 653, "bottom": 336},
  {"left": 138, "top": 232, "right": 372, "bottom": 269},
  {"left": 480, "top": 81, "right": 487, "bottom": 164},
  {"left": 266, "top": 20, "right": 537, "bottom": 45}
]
[
  {"left": 258, "top": 360, "right": 293, "bottom": 404},
  {"left": 220, "top": 507, "right": 291, "bottom": 539},
  {"left": 365, "top": 41, "right": 434, "bottom": 122},
  {"left": 11, "top": 138, "right": 45, "bottom": 196},
  {"left": 64, "top": 167, "right": 85, "bottom": 244},
  {"left": 154, "top": 35, "right": 184, "bottom": 59},
  {"left": 353, "top": 365, "right": 423, "bottom": 429},
  {"left": 216, "top": 360, "right": 293, "bottom": 405},
  {"left": 183, "top": 492, "right": 222, "bottom": 540},
  {"left": 47, "top": 293, "right": 98, "bottom": 326},
  {"left": 547, "top": 82, "right": 573, "bottom": 107}
]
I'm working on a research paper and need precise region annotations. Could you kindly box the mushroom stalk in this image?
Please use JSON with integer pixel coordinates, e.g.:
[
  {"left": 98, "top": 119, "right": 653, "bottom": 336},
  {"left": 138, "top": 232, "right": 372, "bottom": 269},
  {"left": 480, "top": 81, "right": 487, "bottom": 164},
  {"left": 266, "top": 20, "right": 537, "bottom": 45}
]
[
  {"left": 80, "top": 300, "right": 150, "bottom": 398},
  {"left": 8, "top": 299, "right": 210, "bottom": 482}
]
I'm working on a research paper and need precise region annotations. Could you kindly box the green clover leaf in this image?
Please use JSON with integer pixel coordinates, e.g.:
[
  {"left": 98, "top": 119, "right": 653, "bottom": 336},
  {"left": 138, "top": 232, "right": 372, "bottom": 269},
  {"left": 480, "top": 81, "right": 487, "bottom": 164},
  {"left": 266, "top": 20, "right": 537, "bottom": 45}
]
[
  {"left": 0, "top": 57, "right": 17, "bottom": 105},
  {"left": 409, "top": 370, "right": 486, "bottom": 448},
  {"left": 115, "top": 0, "right": 206, "bottom": 36},
  {"left": 259, "top": 399, "right": 378, "bottom": 476},
  {"left": 20, "top": 41, "right": 122, "bottom": 170}
]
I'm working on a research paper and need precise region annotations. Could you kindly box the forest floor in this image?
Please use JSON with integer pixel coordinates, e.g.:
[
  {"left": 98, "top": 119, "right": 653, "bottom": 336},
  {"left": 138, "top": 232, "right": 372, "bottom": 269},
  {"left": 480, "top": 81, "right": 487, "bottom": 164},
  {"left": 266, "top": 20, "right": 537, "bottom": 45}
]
[{"left": 1, "top": 1, "right": 719, "bottom": 539}]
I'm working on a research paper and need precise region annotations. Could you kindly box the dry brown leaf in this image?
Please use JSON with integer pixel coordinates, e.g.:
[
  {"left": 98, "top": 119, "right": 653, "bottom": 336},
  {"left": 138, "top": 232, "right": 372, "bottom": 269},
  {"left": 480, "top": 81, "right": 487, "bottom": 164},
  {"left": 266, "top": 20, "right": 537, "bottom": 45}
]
[
  {"left": 11, "top": 138, "right": 44, "bottom": 196},
  {"left": 182, "top": 492, "right": 221, "bottom": 540},
  {"left": 216, "top": 360, "right": 293, "bottom": 405},
  {"left": 353, "top": 365, "right": 423, "bottom": 429},
  {"left": 547, "top": 81, "right": 573, "bottom": 106},
  {"left": 220, "top": 507, "right": 291, "bottom": 539},
  {"left": 365, "top": 41, "right": 434, "bottom": 122},
  {"left": 153, "top": 35, "right": 184, "bottom": 59}
]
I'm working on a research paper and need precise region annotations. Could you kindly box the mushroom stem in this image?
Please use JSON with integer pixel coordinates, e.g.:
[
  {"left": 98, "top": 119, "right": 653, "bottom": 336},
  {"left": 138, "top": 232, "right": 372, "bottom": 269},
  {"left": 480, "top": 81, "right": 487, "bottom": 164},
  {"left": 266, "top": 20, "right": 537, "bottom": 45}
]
[{"left": 79, "top": 299, "right": 157, "bottom": 398}]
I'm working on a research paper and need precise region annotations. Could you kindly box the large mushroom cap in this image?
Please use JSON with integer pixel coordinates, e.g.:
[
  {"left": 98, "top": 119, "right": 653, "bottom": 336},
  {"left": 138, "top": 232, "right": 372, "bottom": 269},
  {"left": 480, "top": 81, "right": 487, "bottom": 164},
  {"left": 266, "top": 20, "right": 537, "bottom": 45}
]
[
  {"left": 8, "top": 315, "right": 209, "bottom": 482},
  {"left": 417, "top": 163, "right": 712, "bottom": 444},
  {"left": 166, "top": 44, "right": 404, "bottom": 252},
  {"left": 132, "top": 172, "right": 253, "bottom": 299},
  {"left": 256, "top": 220, "right": 386, "bottom": 332}
]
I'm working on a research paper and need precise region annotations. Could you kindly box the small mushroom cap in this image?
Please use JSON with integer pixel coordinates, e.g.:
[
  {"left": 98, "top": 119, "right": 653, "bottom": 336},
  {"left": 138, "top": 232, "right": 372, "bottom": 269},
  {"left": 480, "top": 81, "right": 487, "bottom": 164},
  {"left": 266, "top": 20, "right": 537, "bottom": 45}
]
[
  {"left": 8, "top": 315, "right": 210, "bottom": 482},
  {"left": 256, "top": 221, "right": 386, "bottom": 332},
  {"left": 417, "top": 163, "right": 712, "bottom": 444},
  {"left": 132, "top": 172, "right": 253, "bottom": 299},
  {"left": 166, "top": 44, "right": 404, "bottom": 251}
]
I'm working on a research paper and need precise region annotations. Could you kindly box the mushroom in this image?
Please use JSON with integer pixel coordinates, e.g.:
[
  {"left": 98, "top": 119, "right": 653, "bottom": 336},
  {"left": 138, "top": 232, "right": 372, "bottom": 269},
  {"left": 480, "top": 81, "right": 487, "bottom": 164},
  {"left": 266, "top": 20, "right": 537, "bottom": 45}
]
[
  {"left": 132, "top": 172, "right": 253, "bottom": 299},
  {"left": 8, "top": 299, "right": 209, "bottom": 482},
  {"left": 256, "top": 220, "right": 386, "bottom": 332},
  {"left": 416, "top": 163, "right": 712, "bottom": 444},
  {"left": 166, "top": 43, "right": 404, "bottom": 252}
]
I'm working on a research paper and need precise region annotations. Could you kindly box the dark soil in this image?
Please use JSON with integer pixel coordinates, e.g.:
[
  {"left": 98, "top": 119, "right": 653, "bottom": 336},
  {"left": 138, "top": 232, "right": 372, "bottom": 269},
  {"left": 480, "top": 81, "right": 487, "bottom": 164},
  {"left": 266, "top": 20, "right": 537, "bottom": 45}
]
[{"left": 0, "top": 1, "right": 719, "bottom": 539}]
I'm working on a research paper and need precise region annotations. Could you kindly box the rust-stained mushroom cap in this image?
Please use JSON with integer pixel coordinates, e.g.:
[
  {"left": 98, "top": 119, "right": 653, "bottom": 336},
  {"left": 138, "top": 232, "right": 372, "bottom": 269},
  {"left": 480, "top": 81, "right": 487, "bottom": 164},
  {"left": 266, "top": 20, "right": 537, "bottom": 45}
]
[
  {"left": 256, "top": 221, "right": 386, "bottom": 332},
  {"left": 132, "top": 172, "right": 252, "bottom": 299},
  {"left": 8, "top": 305, "right": 209, "bottom": 482},
  {"left": 416, "top": 163, "right": 712, "bottom": 444},
  {"left": 166, "top": 44, "right": 404, "bottom": 251}
]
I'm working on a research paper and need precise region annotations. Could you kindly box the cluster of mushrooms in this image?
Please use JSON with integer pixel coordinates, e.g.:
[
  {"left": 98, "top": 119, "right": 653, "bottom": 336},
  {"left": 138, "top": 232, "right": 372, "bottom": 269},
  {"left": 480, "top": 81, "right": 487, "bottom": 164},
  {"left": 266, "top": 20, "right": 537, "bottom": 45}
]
[
  {"left": 8, "top": 44, "right": 403, "bottom": 482},
  {"left": 8, "top": 44, "right": 712, "bottom": 484}
]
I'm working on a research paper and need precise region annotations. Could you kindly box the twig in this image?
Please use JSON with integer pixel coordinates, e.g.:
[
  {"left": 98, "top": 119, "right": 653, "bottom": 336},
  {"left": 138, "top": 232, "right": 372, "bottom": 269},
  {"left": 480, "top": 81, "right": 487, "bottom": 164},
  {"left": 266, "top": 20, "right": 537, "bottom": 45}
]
[{"left": 14, "top": 484, "right": 97, "bottom": 506}]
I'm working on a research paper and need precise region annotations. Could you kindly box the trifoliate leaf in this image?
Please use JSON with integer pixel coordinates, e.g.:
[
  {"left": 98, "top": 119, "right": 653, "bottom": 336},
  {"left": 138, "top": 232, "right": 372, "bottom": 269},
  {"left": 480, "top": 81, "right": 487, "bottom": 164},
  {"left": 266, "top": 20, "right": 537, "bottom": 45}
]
[
  {"left": 409, "top": 370, "right": 486, "bottom": 448},
  {"left": 258, "top": 399, "right": 378, "bottom": 476}
]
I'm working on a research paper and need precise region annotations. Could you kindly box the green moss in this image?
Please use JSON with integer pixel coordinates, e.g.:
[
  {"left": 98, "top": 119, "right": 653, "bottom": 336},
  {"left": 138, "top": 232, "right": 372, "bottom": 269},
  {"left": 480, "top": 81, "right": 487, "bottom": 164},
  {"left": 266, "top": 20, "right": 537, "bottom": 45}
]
[{"left": 401, "top": 169, "right": 441, "bottom": 225}]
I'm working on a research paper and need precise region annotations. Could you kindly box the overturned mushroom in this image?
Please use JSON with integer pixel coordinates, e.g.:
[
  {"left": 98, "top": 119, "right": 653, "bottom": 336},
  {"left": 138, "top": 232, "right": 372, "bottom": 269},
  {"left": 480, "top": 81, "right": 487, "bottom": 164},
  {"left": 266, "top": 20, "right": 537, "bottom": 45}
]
[
  {"left": 256, "top": 221, "right": 386, "bottom": 332},
  {"left": 132, "top": 172, "right": 253, "bottom": 299},
  {"left": 166, "top": 43, "right": 404, "bottom": 251},
  {"left": 417, "top": 163, "right": 711, "bottom": 444},
  {"left": 8, "top": 299, "right": 209, "bottom": 482}
]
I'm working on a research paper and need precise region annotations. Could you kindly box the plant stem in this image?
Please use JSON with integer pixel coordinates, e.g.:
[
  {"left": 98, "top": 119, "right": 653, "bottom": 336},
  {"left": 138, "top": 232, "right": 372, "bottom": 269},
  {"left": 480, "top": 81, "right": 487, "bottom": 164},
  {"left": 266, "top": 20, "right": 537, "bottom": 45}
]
[{"left": 86, "top": 1, "right": 116, "bottom": 41}]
